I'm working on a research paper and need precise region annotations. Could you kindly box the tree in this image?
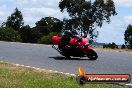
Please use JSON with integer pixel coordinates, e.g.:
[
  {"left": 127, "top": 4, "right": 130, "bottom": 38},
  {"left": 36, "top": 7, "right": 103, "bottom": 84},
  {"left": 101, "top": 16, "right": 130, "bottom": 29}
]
[
  {"left": 59, "top": 0, "right": 117, "bottom": 42},
  {"left": 103, "top": 42, "right": 118, "bottom": 49},
  {"left": 89, "top": 29, "right": 99, "bottom": 44},
  {"left": 6, "top": 8, "right": 24, "bottom": 31},
  {"left": 124, "top": 24, "right": 132, "bottom": 49},
  {"left": 20, "top": 25, "right": 41, "bottom": 43},
  {"left": 0, "top": 27, "right": 21, "bottom": 42},
  {"left": 38, "top": 32, "right": 59, "bottom": 44},
  {"left": 62, "top": 18, "right": 78, "bottom": 31},
  {"left": 121, "top": 44, "right": 125, "bottom": 49},
  {"left": 35, "top": 17, "right": 63, "bottom": 35},
  {"left": 103, "top": 44, "right": 107, "bottom": 48},
  {"left": 111, "top": 42, "right": 118, "bottom": 49}
]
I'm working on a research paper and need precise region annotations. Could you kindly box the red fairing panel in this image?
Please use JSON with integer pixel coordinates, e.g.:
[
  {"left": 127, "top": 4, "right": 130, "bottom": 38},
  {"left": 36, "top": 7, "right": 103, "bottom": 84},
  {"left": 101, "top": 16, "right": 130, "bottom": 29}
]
[
  {"left": 69, "top": 38, "right": 77, "bottom": 45},
  {"left": 52, "top": 36, "right": 61, "bottom": 45},
  {"left": 80, "top": 38, "right": 88, "bottom": 45}
]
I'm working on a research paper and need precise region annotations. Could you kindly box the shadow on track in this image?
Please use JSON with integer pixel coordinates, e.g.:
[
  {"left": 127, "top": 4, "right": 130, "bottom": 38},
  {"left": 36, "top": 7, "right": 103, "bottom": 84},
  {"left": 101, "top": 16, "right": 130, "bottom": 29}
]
[{"left": 49, "top": 56, "right": 94, "bottom": 60}]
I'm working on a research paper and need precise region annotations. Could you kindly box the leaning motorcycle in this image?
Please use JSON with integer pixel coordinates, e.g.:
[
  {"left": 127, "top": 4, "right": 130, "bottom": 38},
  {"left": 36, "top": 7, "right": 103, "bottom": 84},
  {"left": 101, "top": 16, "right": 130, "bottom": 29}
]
[{"left": 51, "top": 34, "right": 98, "bottom": 60}]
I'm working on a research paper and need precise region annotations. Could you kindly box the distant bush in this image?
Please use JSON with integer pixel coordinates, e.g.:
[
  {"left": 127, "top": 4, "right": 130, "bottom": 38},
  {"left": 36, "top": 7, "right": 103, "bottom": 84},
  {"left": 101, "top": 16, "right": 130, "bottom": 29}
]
[
  {"left": 121, "top": 44, "right": 126, "bottom": 49},
  {"left": 103, "top": 42, "right": 118, "bottom": 49},
  {"left": 0, "top": 27, "right": 21, "bottom": 42},
  {"left": 20, "top": 25, "right": 42, "bottom": 43},
  {"left": 38, "top": 32, "right": 59, "bottom": 44},
  {"left": 110, "top": 42, "right": 118, "bottom": 49},
  {"left": 103, "top": 44, "right": 107, "bottom": 48},
  {"left": 38, "top": 36, "right": 51, "bottom": 44}
]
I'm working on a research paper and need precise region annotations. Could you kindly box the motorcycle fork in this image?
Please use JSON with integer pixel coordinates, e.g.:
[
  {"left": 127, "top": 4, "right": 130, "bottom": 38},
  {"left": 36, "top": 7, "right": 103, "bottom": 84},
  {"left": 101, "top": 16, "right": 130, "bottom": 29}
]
[{"left": 52, "top": 45, "right": 62, "bottom": 53}]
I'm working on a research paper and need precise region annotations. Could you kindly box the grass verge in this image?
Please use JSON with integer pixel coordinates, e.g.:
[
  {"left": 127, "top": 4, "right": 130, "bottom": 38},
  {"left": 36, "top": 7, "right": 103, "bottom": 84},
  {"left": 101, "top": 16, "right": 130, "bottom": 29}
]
[
  {"left": 0, "top": 61, "right": 128, "bottom": 88},
  {"left": 95, "top": 48, "right": 132, "bottom": 52}
]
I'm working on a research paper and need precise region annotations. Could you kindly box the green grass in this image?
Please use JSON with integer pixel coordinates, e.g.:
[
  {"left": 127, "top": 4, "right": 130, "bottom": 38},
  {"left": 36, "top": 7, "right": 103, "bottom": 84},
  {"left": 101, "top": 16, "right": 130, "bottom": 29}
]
[{"left": 0, "top": 62, "right": 128, "bottom": 88}]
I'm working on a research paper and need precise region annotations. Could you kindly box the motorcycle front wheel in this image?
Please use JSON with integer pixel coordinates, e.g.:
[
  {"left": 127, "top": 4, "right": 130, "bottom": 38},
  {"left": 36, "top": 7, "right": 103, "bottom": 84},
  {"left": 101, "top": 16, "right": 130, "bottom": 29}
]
[{"left": 86, "top": 49, "right": 98, "bottom": 60}]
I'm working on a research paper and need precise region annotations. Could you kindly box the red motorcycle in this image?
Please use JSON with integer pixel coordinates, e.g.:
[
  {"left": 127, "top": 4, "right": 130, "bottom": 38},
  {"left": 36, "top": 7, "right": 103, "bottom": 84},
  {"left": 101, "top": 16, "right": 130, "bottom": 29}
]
[{"left": 51, "top": 34, "right": 98, "bottom": 60}]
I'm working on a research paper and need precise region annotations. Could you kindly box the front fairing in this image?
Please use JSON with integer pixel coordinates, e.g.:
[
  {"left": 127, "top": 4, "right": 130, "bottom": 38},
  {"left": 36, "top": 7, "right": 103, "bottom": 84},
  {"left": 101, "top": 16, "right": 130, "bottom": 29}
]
[{"left": 52, "top": 36, "right": 61, "bottom": 45}]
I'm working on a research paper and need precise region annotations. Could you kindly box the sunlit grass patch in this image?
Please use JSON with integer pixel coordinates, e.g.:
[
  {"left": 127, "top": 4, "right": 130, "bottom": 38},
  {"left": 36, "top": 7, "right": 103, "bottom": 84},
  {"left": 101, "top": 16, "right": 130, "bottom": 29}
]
[{"left": 0, "top": 62, "right": 128, "bottom": 88}]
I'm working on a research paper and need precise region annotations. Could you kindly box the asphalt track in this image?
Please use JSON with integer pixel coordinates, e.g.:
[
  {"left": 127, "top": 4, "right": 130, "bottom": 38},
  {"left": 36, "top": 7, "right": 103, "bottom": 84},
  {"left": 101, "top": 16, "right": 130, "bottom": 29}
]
[{"left": 0, "top": 41, "right": 132, "bottom": 79}]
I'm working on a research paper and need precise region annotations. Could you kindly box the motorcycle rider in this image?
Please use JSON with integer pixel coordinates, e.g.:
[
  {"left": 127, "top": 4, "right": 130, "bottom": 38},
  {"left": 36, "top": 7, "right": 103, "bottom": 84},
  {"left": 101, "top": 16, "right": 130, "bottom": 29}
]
[{"left": 61, "top": 30, "right": 82, "bottom": 50}]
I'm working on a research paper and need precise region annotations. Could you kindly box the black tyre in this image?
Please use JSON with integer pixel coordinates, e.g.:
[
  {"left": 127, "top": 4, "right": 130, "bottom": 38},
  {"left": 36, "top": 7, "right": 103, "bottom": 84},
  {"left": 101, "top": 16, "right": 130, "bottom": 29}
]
[{"left": 86, "top": 49, "right": 98, "bottom": 60}]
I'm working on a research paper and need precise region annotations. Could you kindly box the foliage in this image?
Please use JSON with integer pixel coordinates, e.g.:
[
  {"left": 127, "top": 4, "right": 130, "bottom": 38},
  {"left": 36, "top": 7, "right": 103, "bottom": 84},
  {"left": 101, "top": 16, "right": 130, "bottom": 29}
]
[
  {"left": 62, "top": 18, "right": 77, "bottom": 31},
  {"left": 38, "top": 32, "right": 59, "bottom": 44},
  {"left": 88, "top": 29, "right": 99, "bottom": 44},
  {"left": 35, "top": 17, "right": 63, "bottom": 35},
  {"left": 121, "top": 44, "right": 126, "bottom": 49},
  {"left": 0, "top": 2, "right": 117, "bottom": 44},
  {"left": 103, "top": 42, "right": 118, "bottom": 49},
  {"left": 5, "top": 8, "right": 24, "bottom": 31},
  {"left": 0, "top": 27, "right": 21, "bottom": 42},
  {"left": 124, "top": 24, "right": 132, "bottom": 49},
  {"left": 20, "top": 25, "right": 42, "bottom": 43},
  {"left": 59, "top": 0, "right": 117, "bottom": 43},
  {"left": 38, "top": 36, "right": 51, "bottom": 44},
  {"left": 59, "top": 0, "right": 117, "bottom": 32}
]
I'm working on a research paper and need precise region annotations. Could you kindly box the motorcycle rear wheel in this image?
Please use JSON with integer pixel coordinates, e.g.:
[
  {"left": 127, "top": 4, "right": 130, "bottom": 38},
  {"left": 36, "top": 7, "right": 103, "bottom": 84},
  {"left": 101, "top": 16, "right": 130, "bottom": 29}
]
[{"left": 86, "top": 49, "right": 98, "bottom": 60}]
